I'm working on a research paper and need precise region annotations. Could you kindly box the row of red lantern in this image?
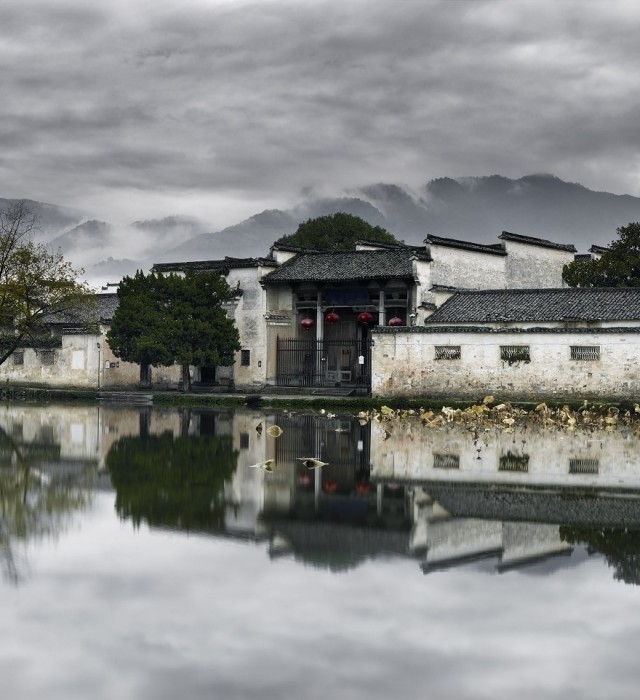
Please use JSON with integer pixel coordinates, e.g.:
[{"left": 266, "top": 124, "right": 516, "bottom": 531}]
[{"left": 300, "top": 312, "right": 404, "bottom": 330}]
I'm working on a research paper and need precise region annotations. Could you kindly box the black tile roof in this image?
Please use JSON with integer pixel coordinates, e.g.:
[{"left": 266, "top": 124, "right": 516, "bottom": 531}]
[
  {"left": 500, "top": 230, "right": 577, "bottom": 253},
  {"left": 425, "top": 234, "right": 507, "bottom": 256},
  {"left": 262, "top": 249, "right": 429, "bottom": 284},
  {"left": 425, "top": 287, "right": 640, "bottom": 324},
  {"left": 589, "top": 244, "right": 609, "bottom": 254},
  {"left": 152, "top": 257, "right": 276, "bottom": 273},
  {"left": 45, "top": 294, "right": 119, "bottom": 325}
]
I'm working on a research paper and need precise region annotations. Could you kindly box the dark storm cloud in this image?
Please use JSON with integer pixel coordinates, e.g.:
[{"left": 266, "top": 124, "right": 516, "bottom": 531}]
[{"left": 1, "top": 0, "right": 640, "bottom": 222}]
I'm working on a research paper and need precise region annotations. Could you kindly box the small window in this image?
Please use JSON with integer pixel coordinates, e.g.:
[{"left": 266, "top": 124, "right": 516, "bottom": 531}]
[
  {"left": 40, "top": 350, "right": 55, "bottom": 366},
  {"left": 239, "top": 432, "right": 250, "bottom": 449},
  {"left": 240, "top": 349, "right": 250, "bottom": 366},
  {"left": 499, "top": 453, "right": 529, "bottom": 472},
  {"left": 12, "top": 351, "right": 24, "bottom": 366},
  {"left": 570, "top": 346, "right": 600, "bottom": 361},
  {"left": 569, "top": 458, "right": 599, "bottom": 474},
  {"left": 433, "top": 453, "right": 460, "bottom": 470},
  {"left": 500, "top": 345, "right": 530, "bottom": 363},
  {"left": 435, "top": 345, "right": 461, "bottom": 360}
]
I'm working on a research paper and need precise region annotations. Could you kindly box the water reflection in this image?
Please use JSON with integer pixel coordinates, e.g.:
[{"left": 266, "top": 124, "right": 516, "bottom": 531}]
[
  {"left": 0, "top": 405, "right": 97, "bottom": 583},
  {"left": 3, "top": 404, "right": 640, "bottom": 584}
]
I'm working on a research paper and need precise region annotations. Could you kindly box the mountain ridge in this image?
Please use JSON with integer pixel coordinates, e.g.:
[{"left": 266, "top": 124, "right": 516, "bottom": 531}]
[{"left": 5, "top": 174, "right": 640, "bottom": 284}]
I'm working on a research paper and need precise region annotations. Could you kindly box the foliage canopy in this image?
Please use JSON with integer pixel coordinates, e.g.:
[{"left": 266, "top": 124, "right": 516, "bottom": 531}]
[
  {"left": 106, "top": 270, "right": 241, "bottom": 386},
  {"left": 0, "top": 201, "right": 90, "bottom": 366},
  {"left": 272, "top": 212, "right": 402, "bottom": 251},
  {"left": 562, "top": 222, "right": 640, "bottom": 287}
]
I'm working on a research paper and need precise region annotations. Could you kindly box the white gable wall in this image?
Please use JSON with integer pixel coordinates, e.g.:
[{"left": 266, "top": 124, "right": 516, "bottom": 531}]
[
  {"left": 503, "top": 241, "right": 573, "bottom": 288},
  {"left": 428, "top": 245, "right": 507, "bottom": 290}
]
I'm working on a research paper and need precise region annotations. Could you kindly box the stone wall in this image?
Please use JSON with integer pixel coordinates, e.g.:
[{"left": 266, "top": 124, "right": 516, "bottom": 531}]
[{"left": 371, "top": 328, "right": 640, "bottom": 400}]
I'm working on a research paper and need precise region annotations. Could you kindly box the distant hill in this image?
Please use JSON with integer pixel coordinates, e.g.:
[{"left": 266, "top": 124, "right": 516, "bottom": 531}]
[
  {"left": 5, "top": 175, "right": 640, "bottom": 283},
  {"left": 160, "top": 174, "right": 640, "bottom": 262}
]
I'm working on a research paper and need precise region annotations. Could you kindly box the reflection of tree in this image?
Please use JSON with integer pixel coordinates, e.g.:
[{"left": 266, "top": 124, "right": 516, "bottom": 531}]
[
  {"left": 107, "top": 432, "right": 238, "bottom": 532},
  {"left": 0, "top": 427, "right": 93, "bottom": 584},
  {"left": 560, "top": 526, "right": 640, "bottom": 585}
]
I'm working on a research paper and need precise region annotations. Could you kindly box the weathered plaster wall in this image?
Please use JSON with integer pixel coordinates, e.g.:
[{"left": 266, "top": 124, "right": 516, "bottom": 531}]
[
  {"left": 371, "top": 328, "right": 640, "bottom": 400},
  {"left": 429, "top": 245, "right": 506, "bottom": 290},
  {"left": 227, "top": 267, "right": 269, "bottom": 390},
  {"left": 503, "top": 241, "right": 572, "bottom": 288}
]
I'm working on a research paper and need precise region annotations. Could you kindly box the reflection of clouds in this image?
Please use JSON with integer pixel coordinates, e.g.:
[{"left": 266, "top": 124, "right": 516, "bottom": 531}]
[{"left": 3, "top": 495, "right": 640, "bottom": 699}]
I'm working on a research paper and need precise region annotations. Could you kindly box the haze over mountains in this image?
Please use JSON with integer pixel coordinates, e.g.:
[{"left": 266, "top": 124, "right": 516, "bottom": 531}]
[{"left": 8, "top": 174, "right": 640, "bottom": 287}]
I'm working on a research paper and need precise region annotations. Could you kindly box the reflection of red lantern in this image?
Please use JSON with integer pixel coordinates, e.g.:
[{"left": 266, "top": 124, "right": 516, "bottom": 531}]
[
  {"left": 355, "top": 481, "right": 370, "bottom": 494},
  {"left": 325, "top": 311, "right": 340, "bottom": 325},
  {"left": 388, "top": 316, "right": 403, "bottom": 327},
  {"left": 357, "top": 311, "right": 374, "bottom": 326},
  {"left": 301, "top": 318, "right": 315, "bottom": 331},
  {"left": 323, "top": 480, "right": 337, "bottom": 493},
  {"left": 298, "top": 473, "right": 311, "bottom": 486}
]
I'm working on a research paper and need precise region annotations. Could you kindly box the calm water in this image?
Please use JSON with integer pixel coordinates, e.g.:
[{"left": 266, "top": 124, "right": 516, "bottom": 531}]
[{"left": 2, "top": 403, "right": 640, "bottom": 699}]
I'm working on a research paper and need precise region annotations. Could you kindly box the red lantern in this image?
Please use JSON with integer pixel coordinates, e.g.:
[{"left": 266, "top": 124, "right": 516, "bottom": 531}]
[
  {"left": 388, "top": 316, "right": 403, "bottom": 327},
  {"left": 357, "top": 311, "right": 374, "bottom": 326},
  {"left": 323, "top": 480, "right": 338, "bottom": 493},
  {"left": 325, "top": 311, "right": 340, "bottom": 325},
  {"left": 301, "top": 318, "right": 315, "bottom": 331},
  {"left": 355, "top": 481, "right": 370, "bottom": 494}
]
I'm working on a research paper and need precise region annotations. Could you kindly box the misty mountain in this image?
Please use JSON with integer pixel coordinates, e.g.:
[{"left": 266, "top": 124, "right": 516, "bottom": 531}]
[
  {"left": 49, "top": 219, "right": 112, "bottom": 256},
  {"left": 160, "top": 174, "right": 640, "bottom": 262},
  {"left": 0, "top": 197, "right": 84, "bottom": 243},
  {"left": 6, "top": 174, "right": 640, "bottom": 285}
]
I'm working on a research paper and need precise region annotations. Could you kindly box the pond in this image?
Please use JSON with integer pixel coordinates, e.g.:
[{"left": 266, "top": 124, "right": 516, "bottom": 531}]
[{"left": 2, "top": 403, "right": 640, "bottom": 699}]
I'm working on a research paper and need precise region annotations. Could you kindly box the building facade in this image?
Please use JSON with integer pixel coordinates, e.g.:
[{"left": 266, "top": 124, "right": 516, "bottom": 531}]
[{"left": 371, "top": 287, "right": 640, "bottom": 400}]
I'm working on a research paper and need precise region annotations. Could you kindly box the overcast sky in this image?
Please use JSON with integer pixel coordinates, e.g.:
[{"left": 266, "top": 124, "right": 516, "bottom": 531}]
[{"left": 2, "top": 0, "right": 640, "bottom": 227}]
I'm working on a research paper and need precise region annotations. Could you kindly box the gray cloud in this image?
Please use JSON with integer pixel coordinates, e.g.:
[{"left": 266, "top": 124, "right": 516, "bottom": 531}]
[{"left": 1, "top": 0, "right": 640, "bottom": 225}]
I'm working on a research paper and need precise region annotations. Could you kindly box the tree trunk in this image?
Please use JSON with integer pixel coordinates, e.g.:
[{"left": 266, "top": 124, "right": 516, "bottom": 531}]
[
  {"left": 181, "top": 363, "right": 191, "bottom": 392},
  {"left": 140, "top": 363, "right": 152, "bottom": 388}
]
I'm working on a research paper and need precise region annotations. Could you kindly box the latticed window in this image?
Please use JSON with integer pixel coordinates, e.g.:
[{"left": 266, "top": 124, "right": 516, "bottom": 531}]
[
  {"left": 435, "top": 345, "right": 461, "bottom": 360},
  {"left": 240, "top": 349, "right": 250, "bottom": 366},
  {"left": 570, "top": 346, "right": 600, "bottom": 361},
  {"left": 499, "top": 453, "right": 529, "bottom": 472},
  {"left": 500, "top": 345, "right": 530, "bottom": 363},
  {"left": 569, "top": 458, "right": 599, "bottom": 474},
  {"left": 40, "top": 350, "right": 55, "bottom": 366},
  {"left": 12, "top": 351, "right": 24, "bottom": 366},
  {"left": 433, "top": 453, "right": 460, "bottom": 469}
]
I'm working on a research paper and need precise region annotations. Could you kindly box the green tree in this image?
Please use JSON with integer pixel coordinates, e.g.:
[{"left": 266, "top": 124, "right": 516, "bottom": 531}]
[
  {"left": 273, "top": 212, "right": 402, "bottom": 251},
  {"left": 0, "top": 201, "right": 90, "bottom": 365},
  {"left": 106, "top": 270, "right": 241, "bottom": 388},
  {"left": 562, "top": 222, "right": 640, "bottom": 287}
]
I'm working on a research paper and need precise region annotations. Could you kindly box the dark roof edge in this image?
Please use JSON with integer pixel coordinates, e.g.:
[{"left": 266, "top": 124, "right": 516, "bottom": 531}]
[
  {"left": 425, "top": 234, "right": 507, "bottom": 256},
  {"left": 152, "top": 257, "right": 277, "bottom": 271},
  {"left": 373, "top": 325, "right": 640, "bottom": 334},
  {"left": 500, "top": 230, "right": 577, "bottom": 253}
]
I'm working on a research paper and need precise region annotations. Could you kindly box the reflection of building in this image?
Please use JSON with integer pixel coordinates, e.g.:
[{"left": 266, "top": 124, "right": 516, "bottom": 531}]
[{"left": 6, "top": 405, "right": 640, "bottom": 580}]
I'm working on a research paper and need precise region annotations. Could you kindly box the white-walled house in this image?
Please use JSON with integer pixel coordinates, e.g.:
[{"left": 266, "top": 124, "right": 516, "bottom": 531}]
[
  {"left": 371, "top": 287, "right": 640, "bottom": 401},
  {"left": 0, "top": 294, "right": 180, "bottom": 390},
  {"left": 153, "top": 230, "right": 579, "bottom": 392},
  {"left": 0, "top": 229, "right": 593, "bottom": 394}
]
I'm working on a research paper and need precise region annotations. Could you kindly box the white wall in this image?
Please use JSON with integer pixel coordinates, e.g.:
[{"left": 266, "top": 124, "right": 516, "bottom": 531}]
[
  {"left": 371, "top": 328, "right": 640, "bottom": 400},
  {"left": 428, "top": 244, "right": 507, "bottom": 290},
  {"left": 503, "top": 240, "right": 573, "bottom": 288}
]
